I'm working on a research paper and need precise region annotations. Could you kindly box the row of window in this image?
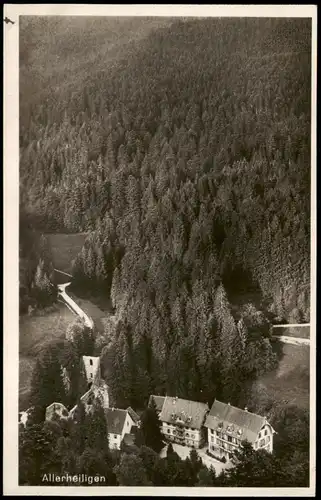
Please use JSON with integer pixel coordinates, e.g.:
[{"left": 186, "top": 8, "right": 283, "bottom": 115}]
[
  {"left": 167, "top": 435, "right": 198, "bottom": 448},
  {"left": 166, "top": 428, "right": 196, "bottom": 439},
  {"left": 211, "top": 427, "right": 269, "bottom": 441},
  {"left": 164, "top": 424, "right": 196, "bottom": 432},
  {"left": 258, "top": 428, "right": 269, "bottom": 439},
  {"left": 215, "top": 433, "right": 240, "bottom": 445}
]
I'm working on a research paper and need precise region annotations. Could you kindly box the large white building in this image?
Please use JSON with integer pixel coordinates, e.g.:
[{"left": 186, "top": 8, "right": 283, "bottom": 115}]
[
  {"left": 158, "top": 396, "right": 209, "bottom": 449},
  {"left": 205, "top": 399, "right": 275, "bottom": 461}
]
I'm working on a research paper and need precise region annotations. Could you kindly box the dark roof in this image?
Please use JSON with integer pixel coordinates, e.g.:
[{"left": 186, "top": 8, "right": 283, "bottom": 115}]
[
  {"left": 126, "top": 406, "right": 140, "bottom": 424},
  {"left": 148, "top": 395, "right": 166, "bottom": 413},
  {"left": 123, "top": 433, "right": 136, "bottom": 446},
  {"left": 105, "top": 408, "right": 127, "bottom": 435},
  {"left": 205, "top": 400, "right": 266, "bottom": 443},
  {"left": 159, "top": 396, "right": 209, "bottom": 430}
]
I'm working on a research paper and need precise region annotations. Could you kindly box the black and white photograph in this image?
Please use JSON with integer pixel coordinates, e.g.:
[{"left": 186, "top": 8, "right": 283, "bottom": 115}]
[{"left": 3, "top": 4, "right": 316, "bottom": 496}]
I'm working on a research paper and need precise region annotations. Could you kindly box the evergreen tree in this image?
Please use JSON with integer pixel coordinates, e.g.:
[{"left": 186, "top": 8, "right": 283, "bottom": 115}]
[
  {"left": 85, "top": 398, "right": 109, "bottom": 452},
  {"left": 113, "top": 453, "right": 152, "bottom": 486},
  {"left": 137, "top": 399, "right": 164, "bottom": 453},
  {"left": 70, "top": 400, "right": 87, "bottom": 455},
  {"left": 29, "top": 343, "right": 66, "bottom": 414},
  {"left": 19, "top": 421, "right": 62, "bottom": 485},
  {"left": 196, "top": 465, "right": 217, "bottom": 486}
]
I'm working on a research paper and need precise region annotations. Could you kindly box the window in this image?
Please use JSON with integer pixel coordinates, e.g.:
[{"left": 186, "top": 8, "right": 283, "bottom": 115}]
[
  {"left": 167, "top": 429, "right": 171, "bottom": 434},
  {"left": 89, "top": 359, "right": 93, "bottom": 366},
  {"left": 264, "top": 429, "right": 268, "bottom": 436},
  {"left": 227, "top": 436, "right": 232, "bottom": 442},
  {"left": 90, "top": 373, "right": 93, "bottom": 378},
  {"left": 127, "top": 421, "right": 129, "bottom": 426},
  {"left": 191, "top": 434, "right": 195, "bottom": 440},
  {"left": 266, "top": 436, "right": 271, "bottom": 443},
  {"left": 259, "top": 438, "right": 265, "bottom": 447},
  {"left": 186, "top": 433, "right": 189, "bottom": 437},
  {"left": 258, "top": 431, "right": 261, "bottom": 438}
]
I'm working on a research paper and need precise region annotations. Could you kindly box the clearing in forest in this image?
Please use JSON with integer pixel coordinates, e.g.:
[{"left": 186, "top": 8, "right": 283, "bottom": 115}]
[
  {"left": 46, "top": 232, "right": 88, "bottom": 274},
  {"left": 19, "top": 303, "right": 76, "bottom": 410},
  {"left": 257, "top": 341, "right": 310, "bottom": 410}
]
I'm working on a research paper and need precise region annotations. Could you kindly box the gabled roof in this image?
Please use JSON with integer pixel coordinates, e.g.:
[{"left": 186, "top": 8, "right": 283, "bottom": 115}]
[
  {"left": 148, "top": 395, "right": 166, "bottom": 413},
  {"left": 106, "top": 408, "right": 128, "bottom": 435},
  {"left": 159, "top": 396, "right": 209, "bottom": 430},
  {"left": 82, "top": 356, "right": 100, "bottom": 385},
  {"left": 46, "top": 402, "right": 69, "bottom": 421},
  {"left": 126, "top": 406, "right": 140, "bottom": 424},
  {"left": 46, "top": 402, "right": 69, "bottom": 413},
  {"left": 205, "top": 400, "right": 267, "bottom": 443}
]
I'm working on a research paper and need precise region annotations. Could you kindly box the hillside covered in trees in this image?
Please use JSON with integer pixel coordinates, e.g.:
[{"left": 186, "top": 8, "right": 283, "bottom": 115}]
[{"left": 20, "top": 17, "right": 311, "bottom": 411}]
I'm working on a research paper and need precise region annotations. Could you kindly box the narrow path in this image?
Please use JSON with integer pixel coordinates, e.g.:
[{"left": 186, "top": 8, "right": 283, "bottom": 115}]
[
  {"left": 53, "top": 268, "right": 73, "bottom": 278},
  {"left": 272, "top": 323, "right": 310, "bottom": 328},
  {"left": 271, "top": 335, "right": 310, "bottom": 346},
  {"left": 57, "top": 282, "right": 94, "bottom": 329}
]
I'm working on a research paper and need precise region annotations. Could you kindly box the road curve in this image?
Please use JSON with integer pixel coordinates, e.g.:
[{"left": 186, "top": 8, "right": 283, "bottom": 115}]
[{"left": 57, "top": 283, "right": 94, "bottom": 329}]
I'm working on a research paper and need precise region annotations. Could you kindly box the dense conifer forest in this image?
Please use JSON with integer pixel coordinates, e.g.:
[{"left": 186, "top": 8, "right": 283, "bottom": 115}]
[{"left": 19, "top": 16, "right": 311, "bottom": 487}]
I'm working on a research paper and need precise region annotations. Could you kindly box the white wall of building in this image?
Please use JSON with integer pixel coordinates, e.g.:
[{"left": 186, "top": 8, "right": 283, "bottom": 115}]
[
  {"left": 108, "top": 412, "right": 135, "bottom": 450},
  {"left": 109, "top": 432, "right": 122, "bottom": 450},
  {"left": 207, "top": 421, "right": 274, "bottom": 460},
  {"left": 254, "top": 423, "right": 274, "bottom": 453},
  {"left": 161, "top": 422, "right": 202, "bottom": 448}
]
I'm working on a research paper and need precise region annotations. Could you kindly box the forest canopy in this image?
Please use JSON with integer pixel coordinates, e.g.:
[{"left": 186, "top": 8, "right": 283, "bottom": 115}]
[{"left": 20, "top": 17, "right": 311, "bottom": 409}]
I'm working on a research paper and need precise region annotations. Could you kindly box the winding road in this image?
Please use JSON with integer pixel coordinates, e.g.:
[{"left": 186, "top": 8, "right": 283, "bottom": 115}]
[{"left": 57, "top": 282, "right": 94, "bottom": 329}]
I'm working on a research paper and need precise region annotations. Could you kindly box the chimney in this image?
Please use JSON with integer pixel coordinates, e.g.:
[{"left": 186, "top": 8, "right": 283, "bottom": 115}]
[
  {"left": 228, "top": 402, "right": 230, "bottom": 405},
  {"left": 112, "top": 407, "right": 115, "bottom": 411},
  {"left": 245, "top": 407, "right": 248, "bottom": 412}
]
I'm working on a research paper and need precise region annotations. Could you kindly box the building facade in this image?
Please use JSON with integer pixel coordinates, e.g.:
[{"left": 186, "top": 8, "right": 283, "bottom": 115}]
[
  {"left": 205, "top": 400, "right": 275, "bottom": 461},
  {"left": 159, "top": 396, "right": 209, "bottom": 449},
  {"left": 45, "top": 402, "right": 69, "bottom": 421},
  {"left": 47, "top": 355, "right": 110, "bottom": 422},
  {"left": 106, "top": 408, "right": 138, "bottom": 450}
]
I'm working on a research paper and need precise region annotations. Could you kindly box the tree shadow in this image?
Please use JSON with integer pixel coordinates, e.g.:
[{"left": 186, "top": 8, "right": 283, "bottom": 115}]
[
  {"left": 270, "top": 338, "right": 285, "bottom": 364},
  {"left": 222, "top": 264, "right": 265, "bottom": 310}
]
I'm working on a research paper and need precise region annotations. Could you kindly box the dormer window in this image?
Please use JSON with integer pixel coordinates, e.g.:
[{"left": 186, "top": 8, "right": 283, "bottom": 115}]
[{"left": 90, "top": 359, "right": 93, "bottom": 366}]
